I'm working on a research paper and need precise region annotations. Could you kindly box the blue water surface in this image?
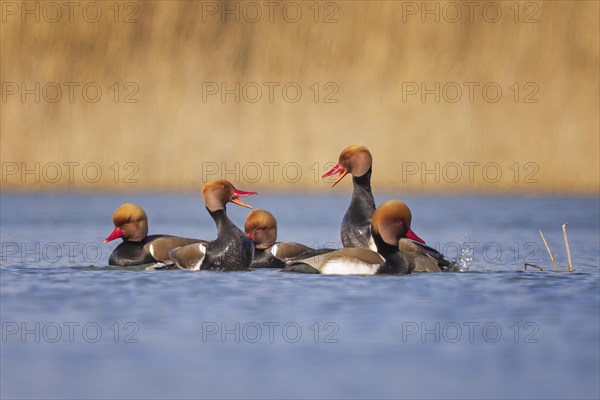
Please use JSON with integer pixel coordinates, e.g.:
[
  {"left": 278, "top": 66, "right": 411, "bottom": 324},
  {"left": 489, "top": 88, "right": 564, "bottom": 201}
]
[{"left": 1, "top": 193, "right": 599, "bottom": 399}]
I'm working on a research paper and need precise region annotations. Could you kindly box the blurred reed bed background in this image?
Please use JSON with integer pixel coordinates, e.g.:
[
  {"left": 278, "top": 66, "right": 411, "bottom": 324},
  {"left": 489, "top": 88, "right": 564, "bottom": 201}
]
[{"left": 1, "top": 0, "right": 598, "bottom": 193}]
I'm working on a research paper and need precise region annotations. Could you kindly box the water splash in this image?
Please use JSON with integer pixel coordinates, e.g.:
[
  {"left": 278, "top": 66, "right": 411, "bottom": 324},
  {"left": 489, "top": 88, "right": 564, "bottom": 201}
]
[{"left": 454, "top": 245, "right": 473, "bottom": 272}]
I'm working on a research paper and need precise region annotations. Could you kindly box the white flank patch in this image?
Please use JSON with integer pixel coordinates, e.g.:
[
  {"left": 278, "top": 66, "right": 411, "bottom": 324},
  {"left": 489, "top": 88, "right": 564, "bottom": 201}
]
[
  {"left": 270, "top": 244, "right": 279, "bottom": 257},
  {"left": 319, "top": 258, "right": 380, "bottom": 275},
  {"left": 189, "top": 243, "right": 207, "bottom": 271},
  {"left": 148, "top": 243, "right": 156, "bottom": 258},
  {"left": 368, "top": 237, "right": 377, "bottom": 252}
]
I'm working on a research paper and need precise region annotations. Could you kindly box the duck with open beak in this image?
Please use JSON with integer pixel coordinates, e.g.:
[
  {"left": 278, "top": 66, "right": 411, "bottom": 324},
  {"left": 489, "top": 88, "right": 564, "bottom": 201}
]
[
  {"left": 168, "top": 180, "right": 258, "bottom": 271},
  {"left": 322, "top": 145, "right": 456, "bottom": 272},
  {"left": 323, "top": 145, "right": 427, "bottom": 247}
]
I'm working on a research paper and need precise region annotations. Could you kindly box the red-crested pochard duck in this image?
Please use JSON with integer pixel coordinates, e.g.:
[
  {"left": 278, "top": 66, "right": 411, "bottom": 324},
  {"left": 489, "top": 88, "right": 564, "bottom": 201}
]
[
  {"left": 244, "top": 209, "right": 334, "bottom": 268},
  {"left": 371, "top": 200, "right": 448, "bottom": 273},
  {"left": 104, "top": 203, "right": 200, "bottom": 266},
  {"left": 322, "top": 145, "right": 456, "bottom": 272},
  {"left": 284, "top": 200, "right": 422, "bottom": 274},
  {"left": 168, "top": 180, "right": 257, "bottom": 271},
  {"left": 322, "top": 145, "right": 424, "bottom": 248}
]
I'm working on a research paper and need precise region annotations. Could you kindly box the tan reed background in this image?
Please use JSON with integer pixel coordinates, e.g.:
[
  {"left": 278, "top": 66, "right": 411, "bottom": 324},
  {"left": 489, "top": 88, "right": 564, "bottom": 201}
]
[{"left": 1, "top": 0, "right": 598, "bottom": 193}]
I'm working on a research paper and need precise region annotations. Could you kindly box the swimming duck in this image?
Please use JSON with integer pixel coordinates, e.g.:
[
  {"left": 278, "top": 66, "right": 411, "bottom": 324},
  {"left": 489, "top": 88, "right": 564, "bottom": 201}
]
[
  {"left": 244, "top": 209, "right": 334, "bottom": 268},
  {"left": 168, "top": 180, "right": 257, "bottom": 271},
  {"left": 323, "top": 145, "right": 427, "bottom": 248},
  {"left": 322, "top": 145, "right": 455, "bottom": 272},
  {"left": 372, "top": 200, "right": 448, "bottom": 273},
  {"left": 104, "top": 203, "right": 200, "bottom": 266},
  {"left": 283, "top": 200, "right": 423, "bottom": 274}
]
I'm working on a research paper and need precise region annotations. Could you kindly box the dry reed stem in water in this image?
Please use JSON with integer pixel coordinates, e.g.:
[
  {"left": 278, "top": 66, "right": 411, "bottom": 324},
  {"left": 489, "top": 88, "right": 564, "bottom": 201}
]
[
  {"left": 539, "top": 230, "right": 559, "bottom": 272},
  {"left": 525, "top": 263, "right": 544, "bottom": 271},
  {"left": 562, "top": 223, "right": 573, "bottom": 272}
]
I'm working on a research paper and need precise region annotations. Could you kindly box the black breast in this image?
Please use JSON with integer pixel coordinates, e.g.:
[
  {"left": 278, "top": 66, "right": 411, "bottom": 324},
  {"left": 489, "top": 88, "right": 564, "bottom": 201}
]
[
  {"left": 203, "top": 234, "right": 255, "bottom": 271},
  {"left": 341, "top": 171, "right": 376, "bottom": 249},
  {"left": 250, "top": 249, "right": 286, "bottom": 269},
  {"left": 341, "top": 212, "right": 373, "bottom": 248},
  {"left": 108, "top": 236, "right": 158, "bottom": 266},
  {"left": 202, "top": 209, "right": 255, "bottom": 271}
]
